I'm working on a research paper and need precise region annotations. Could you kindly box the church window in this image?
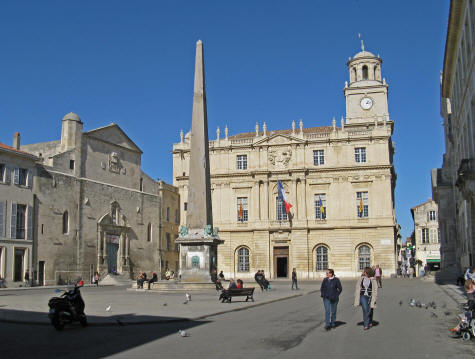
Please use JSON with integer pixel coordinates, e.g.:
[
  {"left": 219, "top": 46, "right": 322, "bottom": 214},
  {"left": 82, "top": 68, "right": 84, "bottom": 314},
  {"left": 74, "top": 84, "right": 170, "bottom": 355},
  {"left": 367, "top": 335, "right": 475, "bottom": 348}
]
[
  {"left": 184, "top": 202, "right": 187, "bottom": 211},
  {"left": 237, "top": 247, "right": 250, "bottom": 272},
  {"left": 315, "top": 246, "right": 328, "bottom": 271},
  {"left": 314, "top": 194, "right": 327, "bottom": 220},
  {"left": 62, "top": 211, "right": 69, "bottom": 234},
  {"left": 237, "top": 155, "right": 247, "bottom": 170},
  {"left": 358, "top": 245, "right": 371, "bottom": 270},
  {"left": 69, "top": 160, "right": 75, "bottom": 170},
  {"left": 276, "top": 197, "right": 288, "bottom": 221},
  {"left": 362, "top": 65, "right": 368, "bottom": 80},
  {"left": 139, "top": 178, "right": 143, "bottom": 191},
  {"left": 147, "top": 223, "right": 152, "bottom": 242},
  {"left": 237, "top": 197, "right": 248, "bottom": 222},
  {"left": 354, "top": 147, "right": 366, "bottom": 163},
  {"left": 313, "top": 150, "right": 324, "bottom": 166},
  {"left": 356, "top": 192, "right": 369, "bottom": 218}
]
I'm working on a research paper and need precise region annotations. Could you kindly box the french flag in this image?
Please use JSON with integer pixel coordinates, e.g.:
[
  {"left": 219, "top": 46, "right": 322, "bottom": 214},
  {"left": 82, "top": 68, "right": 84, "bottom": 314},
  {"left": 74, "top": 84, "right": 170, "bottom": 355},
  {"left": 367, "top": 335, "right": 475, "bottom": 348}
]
[{"left": 277, "top": 180, "right": 292, "bottom": 214}]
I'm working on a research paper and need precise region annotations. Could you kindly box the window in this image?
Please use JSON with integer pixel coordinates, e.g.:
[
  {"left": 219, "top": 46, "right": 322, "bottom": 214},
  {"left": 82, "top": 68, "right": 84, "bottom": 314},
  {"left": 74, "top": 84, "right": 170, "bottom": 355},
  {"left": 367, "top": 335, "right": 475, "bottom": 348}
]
[
  {"left": 237, "top": 155, "right": 247, "bottom": 170},
  {"left": 19, "top": 168, "right": 28, "bottom": 186},
  {"left": 358, "top": 245, "right": 371, "bottom": 270},
  {"left": 184, "top": 202, "right": 187, "bottom": 211},
  {"left": 237, "top": 197, "right": 248, "bottom": 222},
  {"left": 16, "top": 204, "right": 27, "bottom": 239},
  {"left": 313, "top": 150, "right": 324, "bottom": 166},
  {"left": 139, "top": 178, "right": 143, "bottom": 191},
  {"left": 362, "top": 65, "right": 368, "bottom": 80},
  {"left": 0, "top": 164, "right": 4, "bottom": 182},
  {"left": 62, "top": 211, "right": 69, "bottom": 234},
  {"left": 316, "top": 246, "right": 328, "bottom": 271},
  {"left": 147, "top": 223, "right": 152, "bottom": 242},
  {"left": 166, "top": 233, "right": 171, "bottom": 251},
  {"left": 237, "top": 247, "right": 250, "bottom": 272},
  {"left": 355, "top": 147, "right": 366, "bottom": 163},
  {"left": 174, "top": 234, "right": 179, "bottom": 251},
  {"left": 428, "top": 211, "right": 437, "bottom": 221},
  {"left": 314, "top": 194, "right": 327, "bottom": 220},
  {"left": 356, "top": 192, "right": 369, "bottom": 218},
  {"left": 175, "top": 209, "right": 179, "bottom": 224},
  {"left": 352, "top": 67, "right": 357, "bottom": 82},
  {"left": 191, "top": 256, "right": 200, "bottom": 269},
  {"left": 421, "top": 228, "right": 429, "bottom": 244},
  {"left": 69, "top": 160, "right": 75, "bottom": 170},
  {"left": 276, "top": 197, "right": 288, "bottom": 221},
  {"left": 166, "top": 207, "right": 170, "bottom": 222}
]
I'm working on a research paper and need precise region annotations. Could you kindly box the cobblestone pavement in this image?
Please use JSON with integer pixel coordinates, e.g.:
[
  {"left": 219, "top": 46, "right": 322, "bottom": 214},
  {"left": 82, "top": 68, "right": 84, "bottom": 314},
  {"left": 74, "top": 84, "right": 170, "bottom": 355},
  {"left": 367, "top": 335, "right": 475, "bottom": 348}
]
[{"left": 1, "top": 278, "right": 474, "bottom": 359}]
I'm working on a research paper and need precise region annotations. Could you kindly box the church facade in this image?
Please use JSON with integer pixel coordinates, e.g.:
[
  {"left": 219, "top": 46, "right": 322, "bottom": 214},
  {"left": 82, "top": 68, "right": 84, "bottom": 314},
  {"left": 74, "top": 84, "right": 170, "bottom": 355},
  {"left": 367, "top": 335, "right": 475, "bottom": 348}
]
[{"left": 173, "top": 47, "right": 398, "bottom": 279}]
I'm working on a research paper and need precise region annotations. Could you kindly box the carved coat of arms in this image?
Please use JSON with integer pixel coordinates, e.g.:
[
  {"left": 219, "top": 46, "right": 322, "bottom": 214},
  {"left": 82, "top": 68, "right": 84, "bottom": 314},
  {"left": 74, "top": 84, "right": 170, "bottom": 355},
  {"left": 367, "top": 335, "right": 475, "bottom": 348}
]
[
  {"left": 109, "top": 151, "right": 121, "bottom": 173},
  {"left": 268, "top": 146, "right": 292, "bottom": 168}
]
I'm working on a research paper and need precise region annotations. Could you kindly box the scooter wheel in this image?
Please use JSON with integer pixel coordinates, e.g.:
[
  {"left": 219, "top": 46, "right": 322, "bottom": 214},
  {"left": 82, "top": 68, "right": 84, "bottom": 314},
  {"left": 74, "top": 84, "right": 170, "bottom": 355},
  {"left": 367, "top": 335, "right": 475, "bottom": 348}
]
[
  {"left": 79, "top": 315, "right": 88, "bottom": 327},
  {"left": 53, "top": 318, "right": 64, "bottom": 331},
  {"left": 462, "top": 332, "right": 471, "bottom": 341}
]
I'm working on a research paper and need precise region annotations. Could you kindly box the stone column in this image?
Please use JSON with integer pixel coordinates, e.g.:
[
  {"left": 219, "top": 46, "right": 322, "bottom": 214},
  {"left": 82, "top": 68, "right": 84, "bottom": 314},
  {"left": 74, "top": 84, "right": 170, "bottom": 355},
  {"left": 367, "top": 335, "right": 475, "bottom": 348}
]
[{"left": 299, "top": 179, "right": 307, "bottom": 220}]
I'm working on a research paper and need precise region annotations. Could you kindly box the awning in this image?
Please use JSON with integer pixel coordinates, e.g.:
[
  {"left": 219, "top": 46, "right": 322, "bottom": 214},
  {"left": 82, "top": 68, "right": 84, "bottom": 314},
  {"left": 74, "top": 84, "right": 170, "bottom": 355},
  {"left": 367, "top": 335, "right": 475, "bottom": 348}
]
[{"left": 427, "top": 259, "right": 440, "bottom": 263}]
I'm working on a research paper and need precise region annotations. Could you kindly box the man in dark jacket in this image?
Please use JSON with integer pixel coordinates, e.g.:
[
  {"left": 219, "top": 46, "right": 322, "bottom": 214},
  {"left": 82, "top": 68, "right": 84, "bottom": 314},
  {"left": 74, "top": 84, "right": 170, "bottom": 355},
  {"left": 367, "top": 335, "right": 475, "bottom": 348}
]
[
  {"left": 254, "top": 270, "right": 265, "bottom": 291},
  {"left": 320, "top": 268, "right": 343, "bottom": 330}
]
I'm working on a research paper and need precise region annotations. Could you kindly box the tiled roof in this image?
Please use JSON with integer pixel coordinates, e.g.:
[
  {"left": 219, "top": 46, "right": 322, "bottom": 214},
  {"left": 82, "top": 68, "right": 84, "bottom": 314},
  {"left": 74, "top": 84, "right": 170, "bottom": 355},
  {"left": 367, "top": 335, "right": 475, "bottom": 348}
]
[
  {"left": 0, "top": 142, "right": 39, "bottom": 160},
  {"left": 228, "top": 126, "right": 333, "bottom": 139}
]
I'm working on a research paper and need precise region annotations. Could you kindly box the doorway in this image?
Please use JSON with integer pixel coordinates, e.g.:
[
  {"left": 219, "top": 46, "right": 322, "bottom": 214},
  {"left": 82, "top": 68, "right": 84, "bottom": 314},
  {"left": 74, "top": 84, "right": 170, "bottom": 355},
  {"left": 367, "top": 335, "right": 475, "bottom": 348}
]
[
  {"left": 38, "top": 261, "right": 45, "bottom": 286},
  {"left": 273, "top": 246, "right": 289, "bottom": 278},
  {"left": 14, "top": 249, "right": 24, "bottom": 282},
  {"left": 106, "top": 240, "right": 119, "bottom": 274}
]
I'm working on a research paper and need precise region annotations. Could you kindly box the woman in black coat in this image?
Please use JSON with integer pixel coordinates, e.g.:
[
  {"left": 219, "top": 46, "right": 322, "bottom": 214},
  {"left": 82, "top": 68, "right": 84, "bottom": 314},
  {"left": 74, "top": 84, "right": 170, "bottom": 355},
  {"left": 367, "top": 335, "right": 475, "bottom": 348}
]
[{"left": 320, "top": 268, "right": 342, "bottom": 330}]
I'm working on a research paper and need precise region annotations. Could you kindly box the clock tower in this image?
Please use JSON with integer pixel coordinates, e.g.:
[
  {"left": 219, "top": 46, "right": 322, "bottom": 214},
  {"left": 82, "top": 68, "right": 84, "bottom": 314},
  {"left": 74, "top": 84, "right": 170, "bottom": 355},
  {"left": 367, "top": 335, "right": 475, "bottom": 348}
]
[{"left": 344, "top": 45, "right": 389, "bottom": 125}]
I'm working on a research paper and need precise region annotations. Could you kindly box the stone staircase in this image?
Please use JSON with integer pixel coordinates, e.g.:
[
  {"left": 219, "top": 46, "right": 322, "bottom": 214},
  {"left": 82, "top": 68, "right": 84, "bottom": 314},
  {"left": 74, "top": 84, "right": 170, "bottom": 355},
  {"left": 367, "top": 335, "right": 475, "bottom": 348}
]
[{"left": 99, "top": 273, "right": 133, "bottom": 286}]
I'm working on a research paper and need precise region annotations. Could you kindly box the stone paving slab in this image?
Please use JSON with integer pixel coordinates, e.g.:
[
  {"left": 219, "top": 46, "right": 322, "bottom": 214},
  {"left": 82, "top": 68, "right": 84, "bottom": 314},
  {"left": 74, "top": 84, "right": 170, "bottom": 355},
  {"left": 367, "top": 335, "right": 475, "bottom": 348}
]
[{"left": 0, "top": 281, "right": 320, "bottom": 326}]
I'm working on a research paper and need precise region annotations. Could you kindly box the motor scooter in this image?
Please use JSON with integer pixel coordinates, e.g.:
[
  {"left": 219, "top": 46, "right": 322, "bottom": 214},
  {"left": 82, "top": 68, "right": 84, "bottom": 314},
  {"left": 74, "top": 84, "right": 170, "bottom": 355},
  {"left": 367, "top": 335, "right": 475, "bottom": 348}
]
[{"left": 48, "top": 280, "right": 87, "bottom": 330}]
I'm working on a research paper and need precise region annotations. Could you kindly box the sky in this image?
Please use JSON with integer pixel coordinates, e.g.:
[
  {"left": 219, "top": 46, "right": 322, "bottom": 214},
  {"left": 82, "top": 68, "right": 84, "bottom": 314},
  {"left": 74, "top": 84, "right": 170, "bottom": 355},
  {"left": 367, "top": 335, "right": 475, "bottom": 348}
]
[{"left": 0, "top": 0, "right": 450, "bottom": 241}]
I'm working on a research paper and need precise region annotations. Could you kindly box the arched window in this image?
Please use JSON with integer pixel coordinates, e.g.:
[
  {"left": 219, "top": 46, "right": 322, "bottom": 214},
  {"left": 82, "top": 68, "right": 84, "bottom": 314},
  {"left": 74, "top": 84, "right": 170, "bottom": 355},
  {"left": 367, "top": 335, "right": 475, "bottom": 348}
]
[
  {"left": 315, "top": 246, "right": 328, "bottom": 271},
  {"left": 147, "top": 223, "right": 152, "bottom": 242},
  {"left": 358, "top": 245, "right": 371, "bottom": 270},
  {"left": 237, "top": 247, "right": 250, "bottom": 272},
  {"left": 362, "top": 65, "right": 368, "bottom": 80},
  {"left": 62, "top": 211, "right": 69, "bottom": 234},
  {"left": 352, "top": 67, "right": 357, "bottom": 82},
  {"left": 373, "top": 66, "right": 377, "bottom": 80}
]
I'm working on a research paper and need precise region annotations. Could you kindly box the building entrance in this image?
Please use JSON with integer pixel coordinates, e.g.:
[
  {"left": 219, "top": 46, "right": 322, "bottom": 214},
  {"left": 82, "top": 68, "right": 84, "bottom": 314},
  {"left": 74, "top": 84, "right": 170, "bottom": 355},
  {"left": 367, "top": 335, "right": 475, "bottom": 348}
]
[
  {"left": 273, "top": 246, "right": 289, "bottom": 278},
  {"left": 14, "top": 249, "right": 24, "bottom": 282},
  {"left": 106, "top": 234, "right": 120, "bottom": 274}
]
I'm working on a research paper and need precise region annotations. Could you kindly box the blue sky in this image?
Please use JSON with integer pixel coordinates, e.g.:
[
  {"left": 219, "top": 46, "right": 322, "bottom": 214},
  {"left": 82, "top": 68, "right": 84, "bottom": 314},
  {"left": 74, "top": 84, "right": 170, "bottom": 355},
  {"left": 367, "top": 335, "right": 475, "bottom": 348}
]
[{"left": 0, "top": 1, "right": 449, "bottom": 241}]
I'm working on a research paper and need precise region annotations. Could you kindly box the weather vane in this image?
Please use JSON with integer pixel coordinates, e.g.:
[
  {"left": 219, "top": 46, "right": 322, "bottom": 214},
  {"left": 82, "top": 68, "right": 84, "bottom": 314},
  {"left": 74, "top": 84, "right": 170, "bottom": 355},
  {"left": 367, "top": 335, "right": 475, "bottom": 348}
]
[{"left": 358, "top": 32, "right": 365, "bottom": 51}]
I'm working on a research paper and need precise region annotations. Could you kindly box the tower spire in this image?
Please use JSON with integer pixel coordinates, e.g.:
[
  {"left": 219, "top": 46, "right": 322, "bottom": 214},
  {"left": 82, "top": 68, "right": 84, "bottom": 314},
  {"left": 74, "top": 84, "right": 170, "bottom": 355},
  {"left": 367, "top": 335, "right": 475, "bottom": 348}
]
[
  {"left": 186, "top": 40, "right": 212, "bottom": 229},
  {"left": 358, "top": 32, "right": 365, "bottom": 51}
]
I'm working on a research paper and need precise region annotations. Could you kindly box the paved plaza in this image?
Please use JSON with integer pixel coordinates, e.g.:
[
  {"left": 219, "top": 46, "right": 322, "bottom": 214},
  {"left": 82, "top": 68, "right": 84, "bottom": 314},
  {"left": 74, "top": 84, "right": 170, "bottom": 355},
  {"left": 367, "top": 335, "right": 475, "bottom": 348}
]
[{"left": 1, "top": 278, "right": 474, "bottom": 358}]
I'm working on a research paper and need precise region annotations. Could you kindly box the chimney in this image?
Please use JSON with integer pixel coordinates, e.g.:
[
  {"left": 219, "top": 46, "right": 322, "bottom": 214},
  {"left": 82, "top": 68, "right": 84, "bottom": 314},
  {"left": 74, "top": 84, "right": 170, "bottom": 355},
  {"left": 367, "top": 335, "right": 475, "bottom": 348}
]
[{"left": 13, "top": 132, "right": 20, "bottom": 150}]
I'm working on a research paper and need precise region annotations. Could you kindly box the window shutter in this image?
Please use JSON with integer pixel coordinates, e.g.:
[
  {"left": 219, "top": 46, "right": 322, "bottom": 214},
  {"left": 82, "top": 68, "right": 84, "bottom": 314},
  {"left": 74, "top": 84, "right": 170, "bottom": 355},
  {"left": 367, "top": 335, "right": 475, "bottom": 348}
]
[
  {"left": 5, "top": 166, "right": 11, "bottom": 184},
  {"left": 0, "top": 201, "right": 4, "bottom": 237},
  {"left": 27, "top": 205, "right": 33, "bottom": 240},
  {"left": 13, "top": 168, "right": 19, "bottom": 185},
  {"left": 11, "top": 202, "right": 17, "bottom": 238},
  {"left": 27, "top": 170, "right": 33, "bottom": 188}
]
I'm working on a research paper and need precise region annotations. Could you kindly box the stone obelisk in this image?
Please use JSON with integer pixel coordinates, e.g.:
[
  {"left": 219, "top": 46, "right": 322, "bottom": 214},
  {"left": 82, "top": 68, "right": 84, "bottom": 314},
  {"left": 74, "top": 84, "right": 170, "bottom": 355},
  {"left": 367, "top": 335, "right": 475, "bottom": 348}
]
[{"left": 176, "top": 40, "right": 222, "bottom": 283}]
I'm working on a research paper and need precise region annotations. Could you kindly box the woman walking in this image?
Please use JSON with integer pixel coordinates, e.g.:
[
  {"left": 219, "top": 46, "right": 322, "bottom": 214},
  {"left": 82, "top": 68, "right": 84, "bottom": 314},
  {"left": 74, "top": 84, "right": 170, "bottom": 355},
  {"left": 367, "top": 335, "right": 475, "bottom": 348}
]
[
  {"left": 354, "top": 267, "right": 378, "bottom": 330},
  {"left": 320, "top": 268, "right": 342, "bottom": 330}
]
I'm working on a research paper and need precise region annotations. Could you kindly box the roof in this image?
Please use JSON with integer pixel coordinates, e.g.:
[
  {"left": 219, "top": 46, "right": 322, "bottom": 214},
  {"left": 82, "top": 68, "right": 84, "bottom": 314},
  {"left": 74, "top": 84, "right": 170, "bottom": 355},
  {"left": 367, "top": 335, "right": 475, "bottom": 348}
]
[
  {"left": 85, "top": 123, "right": 143, "bottom": 153},
  {"left": 353, "top": 50, "right": 376, "bottom": 59},
  {"left": 0, "top": 142, "right": 39, "bottom": 160},
  {"left": 228, "top": 126, "right": 333, "bottom": 140}
]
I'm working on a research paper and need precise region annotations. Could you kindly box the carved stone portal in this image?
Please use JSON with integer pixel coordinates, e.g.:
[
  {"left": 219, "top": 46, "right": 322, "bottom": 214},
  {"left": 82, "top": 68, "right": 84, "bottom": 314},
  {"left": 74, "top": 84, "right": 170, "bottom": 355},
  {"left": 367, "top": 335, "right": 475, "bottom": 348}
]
[{"left": 269, "top": 146, "right": 292, "bottom": 169}]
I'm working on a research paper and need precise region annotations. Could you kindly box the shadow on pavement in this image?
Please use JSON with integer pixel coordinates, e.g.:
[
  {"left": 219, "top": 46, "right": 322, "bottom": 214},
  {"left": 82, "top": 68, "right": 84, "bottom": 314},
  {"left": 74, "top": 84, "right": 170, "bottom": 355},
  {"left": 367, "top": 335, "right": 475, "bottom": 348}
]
[
  {"left": 0, "top": 308, "right": 209, "bottom": 358},
  {"left": 356, "top": 320, "right": 380, "bottom": 327}
]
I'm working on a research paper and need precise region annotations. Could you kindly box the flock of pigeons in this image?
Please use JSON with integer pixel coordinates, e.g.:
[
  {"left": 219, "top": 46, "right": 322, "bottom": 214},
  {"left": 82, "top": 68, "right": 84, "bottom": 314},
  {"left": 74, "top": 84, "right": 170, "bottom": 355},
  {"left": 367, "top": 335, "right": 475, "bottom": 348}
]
[
  {"left": 104, "top": 293, "right": 193, "bottom": 336},
  {"left": 403, "top": 298, "right": 452, "bottom": 318}
]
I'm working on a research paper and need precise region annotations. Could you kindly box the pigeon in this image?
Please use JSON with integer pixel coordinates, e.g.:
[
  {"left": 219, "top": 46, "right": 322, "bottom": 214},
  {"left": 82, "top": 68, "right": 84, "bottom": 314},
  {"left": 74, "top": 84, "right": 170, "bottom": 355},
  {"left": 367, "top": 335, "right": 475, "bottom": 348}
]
[
  {"left": 424, "top": 304, "right": 429, "bottom": 310},
  {"left": 444, "top": 311, "right": 451, "bottom": 316},
  {"left": 186, "top": 293, "right": 191, "bottom": 302},
  {"left": 398, "top": 300, "right": 403, "bottom": 306},
  {"left": 179, "top": 330, "right": 188, "bottom": 337},
  {"left": 183, "top": 301, "right": 188, "bottom": 305},
  {"left": 106, "top": 305, "right": 111, "bottom": 312},
  {"left": 416, "top": 301, "right": 422, "bottom": 308},
  {"left": 163, "top": 303, "right": 167, "bottom": 306},
  {"left": 430, "top": 312, "right": 438, "bottom": 318}
]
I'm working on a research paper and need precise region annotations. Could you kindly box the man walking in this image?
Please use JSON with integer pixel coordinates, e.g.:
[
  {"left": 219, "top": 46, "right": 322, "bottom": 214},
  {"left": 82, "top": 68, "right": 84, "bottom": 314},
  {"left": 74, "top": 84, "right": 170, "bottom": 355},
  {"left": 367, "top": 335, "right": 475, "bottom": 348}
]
[{"left": 291, "top": 268, "right": 298, "bottom": 290}]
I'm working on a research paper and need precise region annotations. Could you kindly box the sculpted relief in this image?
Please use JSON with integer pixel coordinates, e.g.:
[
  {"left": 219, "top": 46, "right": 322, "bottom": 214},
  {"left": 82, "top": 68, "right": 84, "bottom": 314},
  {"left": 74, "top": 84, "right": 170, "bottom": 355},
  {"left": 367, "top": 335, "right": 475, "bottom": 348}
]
[
  {"left": 268, "top": 146, "right": 292, "bottom": 169},
  {"left": 109, "top": 151, "right": 122, "bottom": 173}
]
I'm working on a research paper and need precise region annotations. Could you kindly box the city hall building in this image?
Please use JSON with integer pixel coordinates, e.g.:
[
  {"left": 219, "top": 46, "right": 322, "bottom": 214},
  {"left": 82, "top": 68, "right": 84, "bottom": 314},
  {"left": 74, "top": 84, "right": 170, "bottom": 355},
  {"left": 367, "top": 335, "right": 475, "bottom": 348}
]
[{"left": 173, "top": 46, "right": 398, "bottom": 279}]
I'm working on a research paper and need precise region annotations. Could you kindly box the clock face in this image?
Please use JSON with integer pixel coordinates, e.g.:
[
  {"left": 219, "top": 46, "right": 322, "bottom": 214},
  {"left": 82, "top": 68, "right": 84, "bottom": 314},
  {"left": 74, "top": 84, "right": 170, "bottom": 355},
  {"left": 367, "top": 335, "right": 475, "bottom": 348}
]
[{"left": 360, "top": 97, "right": 373, "bottom": 110}]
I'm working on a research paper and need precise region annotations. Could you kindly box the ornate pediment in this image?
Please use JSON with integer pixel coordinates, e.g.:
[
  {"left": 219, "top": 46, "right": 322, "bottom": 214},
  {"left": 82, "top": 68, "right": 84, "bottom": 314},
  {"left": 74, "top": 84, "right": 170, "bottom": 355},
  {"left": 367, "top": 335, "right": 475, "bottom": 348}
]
[{"left": 254, "top": 133, "right": 304, "bottom": 146}]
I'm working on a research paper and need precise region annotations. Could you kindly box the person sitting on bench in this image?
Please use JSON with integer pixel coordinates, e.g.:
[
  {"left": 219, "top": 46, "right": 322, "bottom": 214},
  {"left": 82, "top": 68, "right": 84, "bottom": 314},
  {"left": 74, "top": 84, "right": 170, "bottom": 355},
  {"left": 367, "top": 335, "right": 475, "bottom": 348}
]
[
  {"left": 236, "top": 279, "right": 243, "bottom": 289},
  {"left": 148, "top": 271, "right": 158, "bottom": 289}
]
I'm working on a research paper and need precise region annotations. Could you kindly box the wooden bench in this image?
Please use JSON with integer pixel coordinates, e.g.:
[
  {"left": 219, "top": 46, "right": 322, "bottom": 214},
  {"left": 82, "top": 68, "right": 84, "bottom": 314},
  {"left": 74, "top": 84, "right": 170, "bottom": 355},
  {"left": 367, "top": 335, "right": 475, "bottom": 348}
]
[{"left": 220, "top": 288, "right": 255, "bottom": 303}]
